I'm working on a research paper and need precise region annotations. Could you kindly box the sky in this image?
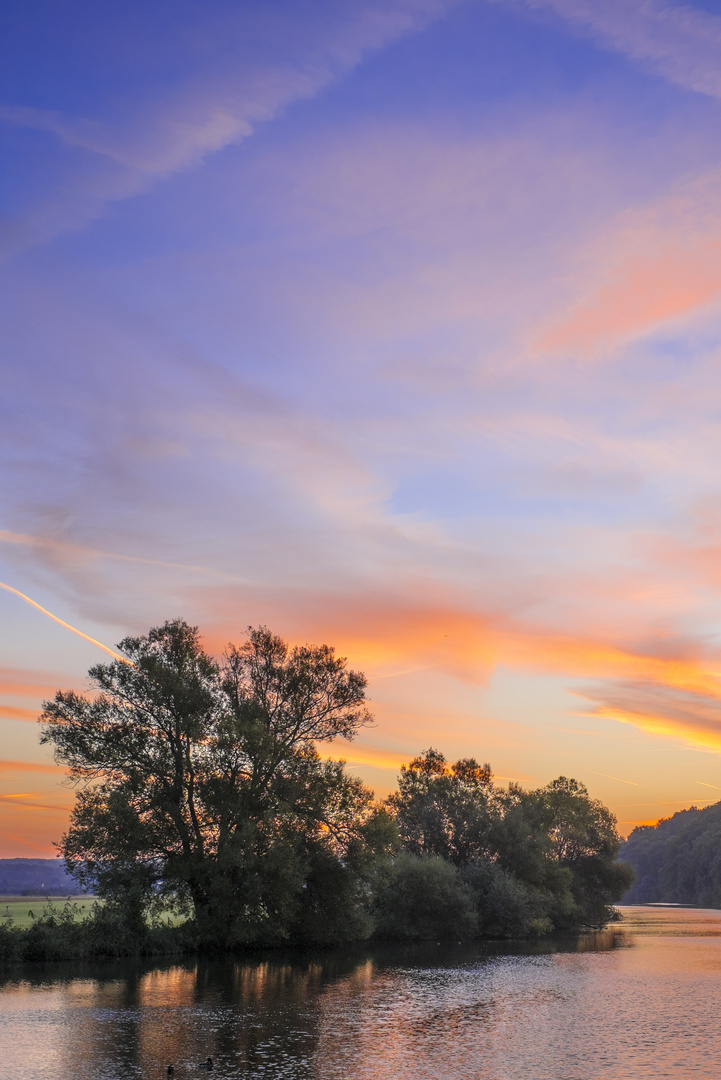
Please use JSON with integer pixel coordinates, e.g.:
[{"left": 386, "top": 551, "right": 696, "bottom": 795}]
[{"left": 4, "top": 0, "right": 721, "bottom": 856}]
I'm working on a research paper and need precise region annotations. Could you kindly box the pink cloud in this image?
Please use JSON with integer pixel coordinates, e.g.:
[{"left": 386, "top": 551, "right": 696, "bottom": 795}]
[{"left": 533, "top": 168, "right": 721, "bottom": 357}]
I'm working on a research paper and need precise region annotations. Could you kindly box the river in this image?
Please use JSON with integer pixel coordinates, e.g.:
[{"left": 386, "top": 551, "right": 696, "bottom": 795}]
[{"left": 1, "top": 906, "right": 720, "bottom": 1080}]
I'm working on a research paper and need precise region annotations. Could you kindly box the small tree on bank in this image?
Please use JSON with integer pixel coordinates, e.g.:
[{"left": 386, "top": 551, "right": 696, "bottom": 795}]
[{"left": 40, "top": 620, "right": 374, "bottom": 946}]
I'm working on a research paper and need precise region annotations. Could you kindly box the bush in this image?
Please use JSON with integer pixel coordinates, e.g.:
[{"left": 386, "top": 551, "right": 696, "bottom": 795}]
[
  {"left": 373, "top": 853, "right": 476, "bottom": 940},
  {"left": 462, "top": 859, "right": 554, "bottom": 938},
  {"left": 0, "top": 901, "right": 194, "bottom": 964}
]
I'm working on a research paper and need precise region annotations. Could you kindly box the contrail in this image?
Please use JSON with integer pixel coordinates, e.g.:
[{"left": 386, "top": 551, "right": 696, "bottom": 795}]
[
  {"left": 0, "top": 582, "right": 129, "bottom": 663},
  {"left": 591, "top": 770, "right": 640, "bottom": 787}
]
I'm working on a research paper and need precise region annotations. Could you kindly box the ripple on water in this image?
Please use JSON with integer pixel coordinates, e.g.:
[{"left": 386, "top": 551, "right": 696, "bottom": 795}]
[{"left": 1, "top": 908, "right": 721, "bottom": 1080}]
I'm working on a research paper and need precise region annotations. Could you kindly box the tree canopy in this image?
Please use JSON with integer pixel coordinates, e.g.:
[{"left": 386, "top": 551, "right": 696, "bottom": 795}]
[
  {"left": 38, "top": 624, "right": 632, "bottom": 951},
  {"left": 384, "top": 750, "right": 632, "bottom": 933},
  {"left": 621, "top": 803, "right": 721, "bottom": 906},
  {"left": 385, "top": 748, "right": 495, "bottom": 865},
  {"left": 41, "top": 620, "right": 374, "bottom": 945}
]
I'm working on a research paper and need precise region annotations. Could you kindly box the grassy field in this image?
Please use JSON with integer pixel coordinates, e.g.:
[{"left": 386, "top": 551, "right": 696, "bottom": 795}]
[{"left": 0, "top": 896, "right": 97, "bottom": 929}]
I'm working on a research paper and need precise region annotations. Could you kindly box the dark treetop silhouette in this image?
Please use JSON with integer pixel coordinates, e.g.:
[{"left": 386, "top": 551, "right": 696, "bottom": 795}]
[
  {"left": 40, "top": 620, "right": 374, "bottom": 946},
  {"left": 30, "top": 620, "right": 632, "bottom": 954}
]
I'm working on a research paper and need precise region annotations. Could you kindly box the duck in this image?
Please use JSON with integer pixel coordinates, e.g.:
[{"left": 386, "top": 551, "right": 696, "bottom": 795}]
[{"left": 198, "top": 1059, "right": 213, "bottom": 1071}]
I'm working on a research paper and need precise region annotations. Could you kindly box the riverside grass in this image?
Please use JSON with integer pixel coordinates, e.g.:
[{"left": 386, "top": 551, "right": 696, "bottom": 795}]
[
  {"left": 0, "top": 896, "right": 97, "bottom": 929},
  {"left": 0, "top": 898, "right": 194, "bottom": 963},
  {"left": 1, "top": 896, "right": 187, "bottom": 935}
]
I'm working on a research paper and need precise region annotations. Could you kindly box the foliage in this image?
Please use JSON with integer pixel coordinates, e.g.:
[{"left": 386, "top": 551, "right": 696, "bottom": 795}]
[
  {"left": 386, "top": 749, "right": 495, "bottom": 865},
  {"left": 0, "top": 900, "right": 192, "bottom": 963},
  {"left": 34, "top": 621, "right": 632, "bottom": 957},
  {"left": 287, "top": 842, "right": 374, "bottom": 946},
  {"left": 621, "top": 803, "right": 721, "bottom": 906},
  {"left": 497, "top": 777, "right": 633, "bottom": 929},
  {"left": 461, "top": 860, "right": 554, "bottom": 938},
  {"left": 373, "top": 852, "right": 477, "bottom": 940},
  {"left": 40, "top": 620, "right": 374, "bottom": 947},
  {"left": 386, "top": 751, "right": 631, "bottom": 933}
]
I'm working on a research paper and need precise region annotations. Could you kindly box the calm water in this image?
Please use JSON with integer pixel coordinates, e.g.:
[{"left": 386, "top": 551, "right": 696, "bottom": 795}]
[{"left": 2, "top": 907, "right": 721, "bottom": 1080}]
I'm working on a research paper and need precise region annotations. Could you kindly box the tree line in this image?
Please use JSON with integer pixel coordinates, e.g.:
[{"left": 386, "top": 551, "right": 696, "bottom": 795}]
[
  {"left": 621, "top": 803, "right": 721, "bottom": 906},
  {"left": 3, "top": 620, "right": 633, "bottom": 959}
]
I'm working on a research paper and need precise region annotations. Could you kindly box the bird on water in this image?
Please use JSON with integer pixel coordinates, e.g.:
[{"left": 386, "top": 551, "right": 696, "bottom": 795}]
[{"left": 199, "top": 1058, "right": 213, "bottom": 1071}]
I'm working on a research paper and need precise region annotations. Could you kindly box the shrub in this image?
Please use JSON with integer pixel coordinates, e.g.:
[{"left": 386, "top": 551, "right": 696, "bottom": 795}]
[
  {"left": 373, "top": 853, "right": 476, "bottom": 940},
  {"left": 462, "top": 859, "right": 554, "bottom": 938}
]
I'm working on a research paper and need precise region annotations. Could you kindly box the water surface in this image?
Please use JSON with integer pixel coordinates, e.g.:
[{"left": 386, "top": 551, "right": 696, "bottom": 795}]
[{"left": 2, "top": 906, "right": 720, "bottom": 1080}]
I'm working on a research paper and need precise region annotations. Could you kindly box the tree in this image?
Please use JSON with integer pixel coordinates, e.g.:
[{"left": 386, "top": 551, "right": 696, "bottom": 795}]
[
  {"left": 385, "top": 748, "right": 496, "bottom": 865},
  {"left": 386, "top": 752, "right": 632, "bottom": 935},
  {"left": 622, "top": 803, "right": 721, "bottom": 906},
  {"left": 461, "top": 859, "right": 554, "bottom": 939},
  {"left": 497, "top": 777, "right": 633, "bottom": 929},
  {"left": 40, "top": 620, "right": 374, "bottom": 946}
]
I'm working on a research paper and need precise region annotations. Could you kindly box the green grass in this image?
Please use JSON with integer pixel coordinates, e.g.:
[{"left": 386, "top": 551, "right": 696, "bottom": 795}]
[{"left": 0, "top": 896, "right": 98, "bottom": 929}]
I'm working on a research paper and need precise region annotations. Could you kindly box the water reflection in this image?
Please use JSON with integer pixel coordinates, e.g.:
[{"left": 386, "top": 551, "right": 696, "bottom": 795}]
[{"left": 2, "top": 909, "right": 721, "bottom": 1079}]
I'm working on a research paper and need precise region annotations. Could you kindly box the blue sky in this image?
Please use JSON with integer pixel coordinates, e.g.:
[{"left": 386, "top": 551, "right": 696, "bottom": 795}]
[{"left": 5, "top": 0, "right": 721, "bottom": 853}]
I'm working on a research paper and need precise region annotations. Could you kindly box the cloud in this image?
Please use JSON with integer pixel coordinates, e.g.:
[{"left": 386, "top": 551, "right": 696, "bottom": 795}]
[
  {"left": 0, "top": 0, "right": 462, "bottom": 254},
  {"left": 578, "top": 679, "right": 721, "bottom": 751},
  {"left": 0, "top": 797, "right": 71, "bottom": 814},
  {"left": 0, "top": 760, "right": 65, "bottom": 774},
  {"left": 0, "top": 706, "right": 39, "bottom": 722},
  {"left": 199, "top": 577, "right": 721, "bottom": 692},
  {"left": 0, "top": 834, "right": 55, "bottom": 853},
  {"left": 511, "top": 0, "right": 721, "bottom": 100},
  {"left": 0, "top": 667, "right": 71, "bottom": 699},
  {"left": 532, "top": 167, "right": 721, "bottom": 357},
  {"left": 0, "top": 529, "right": 252, "bottom": 585}
]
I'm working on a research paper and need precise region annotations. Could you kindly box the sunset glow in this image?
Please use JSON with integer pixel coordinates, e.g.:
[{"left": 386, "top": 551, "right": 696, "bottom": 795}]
[{"left": 3, "top": 0, "right": 721, "bottom": 855}]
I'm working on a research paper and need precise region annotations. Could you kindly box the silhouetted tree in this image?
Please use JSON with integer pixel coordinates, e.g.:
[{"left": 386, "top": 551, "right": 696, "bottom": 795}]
[
  {"left": 385, "top": 748, "right": 496, "bottom": 865},
  {"left": 387, "top": 751, "right": 632, "bottom": 933},
  {"left": 41, "top": 620, "right": 374, "bottom": 945}
]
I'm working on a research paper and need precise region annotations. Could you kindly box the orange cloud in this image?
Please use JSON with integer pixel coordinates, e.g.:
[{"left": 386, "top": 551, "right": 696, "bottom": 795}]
[
  {"left": 325, "top": 742, "right": 409, "bottom": 773},
  {"left": 0, "top": 705, "right": 39, "bottom": 722},
  {"left": 0, "top": 759, "right": 65, "bottom": 774},
  {"left": 577, "top": 680, "right": 721, "bottom": 752},
  {"left": 2, "top": 834, "right": 55, "bottom": 853},
  {"left": 201, "top": 582, "right": 721, "bottom": 753},
  {"left": 0, "top": 799, "right": 72, "bottom": 813}
]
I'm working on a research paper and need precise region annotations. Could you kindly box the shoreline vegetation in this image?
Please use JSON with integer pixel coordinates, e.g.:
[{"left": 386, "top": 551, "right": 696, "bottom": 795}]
[
  {"left": 621, "top": 803, "right": 721, "bottom": 906},
  {"left": 2, "top": 620, "right": 633, "bottom": 964}
]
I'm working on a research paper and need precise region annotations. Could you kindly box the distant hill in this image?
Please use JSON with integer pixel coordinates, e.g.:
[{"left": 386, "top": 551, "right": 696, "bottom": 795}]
[
  {"left": 0, "top": 858, "right": 81, "bottom": 895},
  {"left": 621, "top": 803, "right": 721, "bottom": 906}
]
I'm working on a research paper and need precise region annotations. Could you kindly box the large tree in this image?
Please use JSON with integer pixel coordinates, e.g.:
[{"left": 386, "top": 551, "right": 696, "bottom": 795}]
[{"left": 40, "top": 620, "right": 374, "bottom": 945}]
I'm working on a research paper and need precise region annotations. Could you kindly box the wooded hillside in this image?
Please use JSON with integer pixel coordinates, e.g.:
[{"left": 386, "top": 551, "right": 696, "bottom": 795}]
[{"left": 621, "top": 804, "right": 721, "bottom": 906}]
